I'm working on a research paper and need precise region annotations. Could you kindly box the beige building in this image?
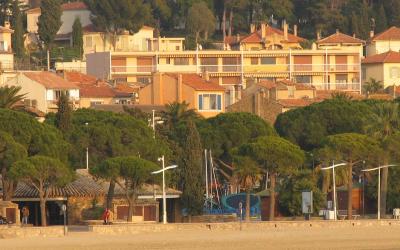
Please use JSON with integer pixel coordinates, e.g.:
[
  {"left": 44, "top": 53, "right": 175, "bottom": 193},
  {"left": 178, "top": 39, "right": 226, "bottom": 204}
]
[
  {"left": 362, "top": 50, "right": 400, "bottom": 88},
  {"left": 7, "top": 71, "right": 80, "bottom": 113},
  {"left": 139, "top": 73, "right": 226, "bottom": 118},
  {"left": 367, "top": 27, "right": 400, "bottom": 56},
  {"left": 316, "top": 30, "right": 365, "bottom": 57}
]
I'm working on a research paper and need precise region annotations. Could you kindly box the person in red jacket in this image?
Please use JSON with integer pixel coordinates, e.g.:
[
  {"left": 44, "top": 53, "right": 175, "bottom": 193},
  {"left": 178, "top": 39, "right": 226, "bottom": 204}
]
[{"left": 102, "top": 208, "right": 110, "bottom": 225}]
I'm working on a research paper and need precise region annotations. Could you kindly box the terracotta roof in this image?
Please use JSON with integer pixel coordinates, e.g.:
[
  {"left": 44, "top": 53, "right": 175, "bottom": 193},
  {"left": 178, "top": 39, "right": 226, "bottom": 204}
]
[
  {"left": 362, "top": 51, "right": 400, "bottom": 64},
  {"left": 82, "top": 24, "right": 101, "bottom": 33},
  {"left": 0, "top": 25, "right": 13, "bottom": 33},
  {"left": 115, "top": 83, "right": 138, "bottom": 93},
  {"left": 79, "top": 84, "right": 117, "bottom": 98},
  {"left": 61, "top": 2, "right": 88, "bottom": 11},
  {"left": 166, "top": 73, "right": 226, "bottom": 91},
  {"left": 278, "top": 98, "right": 319, "bottom": 108},
  {"left": 64, "top": 71, "right": 98, "bottom": 85},
  {"left": 23, "top": 72, "right": 79, "bottom": 89},
  {"left": 371, "top": 26, "right": 400, "bottom": 41},
  {"left": 317, "top": 31, "right": 365, "bottom": 44},
  {"left": 258, "top": 80, "right": 277, "bottom": 90},
  {"left": 26, "top": 7, "right": 40, "bottom": 14}
]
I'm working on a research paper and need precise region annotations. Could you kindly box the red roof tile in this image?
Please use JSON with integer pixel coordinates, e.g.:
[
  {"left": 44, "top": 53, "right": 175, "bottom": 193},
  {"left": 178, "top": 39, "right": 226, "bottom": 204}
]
[
  {"left": 278, "top": 98, "right": 319, "bottom": 108},
  {"left": 64, "top": 71, "right": 98, "bottom": 85},
  {"left": 258, "top": 80, "right": 277, "bottom": 90},
  {"left": 362, "top": 51, "right": 400, "bottom": 64},
  {"left": 317, "top": 32, "right": 365, "bottom": 44},
  {"left": 371, "top": 26, "right": 400, "bottom": 41},
  {"left": 115, "top": 83, "right": 138, "bottom": 94},
  {"left": 79, "top": 84, "right": 117, "bottom": 98},
  {"left": 167, "top": 73, "right": 226, "bottom": 91},
  {"left": 61, "top": 2, "right": 88, "bottom": 11},
  {"left": 23, "top": 72, "right": 78, "bottom": 89}
]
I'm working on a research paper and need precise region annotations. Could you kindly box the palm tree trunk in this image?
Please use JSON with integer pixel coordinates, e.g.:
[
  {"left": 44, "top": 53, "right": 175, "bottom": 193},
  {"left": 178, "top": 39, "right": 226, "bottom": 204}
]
[
  {"left": 127, "top": 198, "right": 133, "bottom": 222},
  {"left": 381, "top": 166, "right": 389, "bottom": 217},
  {"left": 228, "top": 9, "right": 233, "bottom": 37},
  {"left": 322, "top": 171, "right": 330, "bottom": 194},
  {"left": 106, "top": 180, "right": 115, "bottom": 210},
  {"left": 245, "top": 190, "right": 251, "bottom": 222},
  {"left": 347, "top": 164, "right": 353, "bottom": 219},
  {"left": 222, "top": 6, "right": 226, "bottom": 42},
  {"left": 269, "top": 173, "right": 276, "bottom": 221}
]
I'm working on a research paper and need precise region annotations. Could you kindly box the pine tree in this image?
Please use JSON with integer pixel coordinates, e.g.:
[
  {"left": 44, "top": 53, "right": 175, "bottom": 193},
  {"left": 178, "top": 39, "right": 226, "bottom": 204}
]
[
  {"left": 37, "top": 0, "right": 62, "bottom": 70},
  {"left": 181, "top": 119, "right": 204, "bottom": 216},
  {"left": 11, "top": 0, "right": 24, "bottom": 59},
  {"left": 350, "top": 12, "right": 360, "bottom": 38},
  {"left": 72, "top": 17, "right": 83, "bottom": 59},
  {"left": 359, "top": 1, "right": 370, "bottom": 39},
  {"left": 56, "top": 93, "right": 72, "bottom": 133},
  {"left": 375, "top": 4, "right": 388, "bottom": 33}
]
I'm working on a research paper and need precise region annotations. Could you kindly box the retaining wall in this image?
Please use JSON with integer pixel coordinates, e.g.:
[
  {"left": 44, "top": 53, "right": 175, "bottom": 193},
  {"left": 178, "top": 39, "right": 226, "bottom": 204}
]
[{"left": 0, "top": 225, "right": 64, "bottom": 239}]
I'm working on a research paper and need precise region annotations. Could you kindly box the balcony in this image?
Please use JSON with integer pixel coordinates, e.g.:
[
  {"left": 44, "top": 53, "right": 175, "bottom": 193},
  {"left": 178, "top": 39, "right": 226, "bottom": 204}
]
[{"left": 312, "top": 83, "right": 361, "bottom": 91}]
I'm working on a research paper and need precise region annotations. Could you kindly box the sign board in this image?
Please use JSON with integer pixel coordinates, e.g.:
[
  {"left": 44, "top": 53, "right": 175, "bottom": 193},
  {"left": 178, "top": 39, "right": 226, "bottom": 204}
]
[
  {"left": 302, "top": 191, "right": 313, "bottom": 214},
  {"left": 62, "top": 204, "right": 67, "bottom": 212}
]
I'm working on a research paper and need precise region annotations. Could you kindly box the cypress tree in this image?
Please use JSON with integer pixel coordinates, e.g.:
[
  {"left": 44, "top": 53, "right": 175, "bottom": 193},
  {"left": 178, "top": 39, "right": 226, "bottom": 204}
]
[
  {"left": 56, "top": 92, "right": 72, "bottom": 133},
  {"left": 11, "top": 0, "right": 24, "bottom": 59},
  {"left": 375, "top": 4, "right": 388, "bottom": 33},
  {"left": 181, "top": 119, "right": 204, "bottom": 216},
  {"left": 38, "top": 0, "right": 62, "bottom": 70},
  {"left": 359, "top": 2, "right": 370, "bottom": 39},
  {"left": 350, "top": 12, "right": 360, "bottom": 38},
  {"left": 72, "top": 17, "right": 83, "bottom": 59}
]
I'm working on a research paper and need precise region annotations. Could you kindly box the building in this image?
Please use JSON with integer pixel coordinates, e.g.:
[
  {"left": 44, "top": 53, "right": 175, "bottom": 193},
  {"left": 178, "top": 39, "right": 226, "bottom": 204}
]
[
  {"left": 227, "top": 79, "right": 318, "bottom": 123},
  {"left": 64, "top": 71, "right": 133, "bottom": 108},
  {"left": 6, "top": 71, "right": 80, "bottom": 113},
  {"left": 362, "top": 50, "right": 400, "bottom": 88},
  {"left": 367, "top": 26, "right": 400, "bottom": 56},
  {"left": 316, "top": 30, "right": 365, "bottom": 57},
  {"left": 139, "top": 73, "right": 226, "bottom": 118},
  {"left": 224, "top": 22, "right": 305, "bottom": 50},
  {"left": 0, "top": 21, "right": 14, "bottom": 73}
]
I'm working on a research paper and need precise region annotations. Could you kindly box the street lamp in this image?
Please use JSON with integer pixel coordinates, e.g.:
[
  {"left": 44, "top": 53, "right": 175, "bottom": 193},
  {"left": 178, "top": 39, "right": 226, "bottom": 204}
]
[
  {"left": 362, "top": 164, "right": 397, "bottom": 220},
  {"left": 85, "top": 122, "right": 89, "bottom": 170},
  {"left": 321, "top": 161, "right": 347, "bottom": 220},
  {"left": 152, "top": 155, "right": 178, "bottom": 224}
]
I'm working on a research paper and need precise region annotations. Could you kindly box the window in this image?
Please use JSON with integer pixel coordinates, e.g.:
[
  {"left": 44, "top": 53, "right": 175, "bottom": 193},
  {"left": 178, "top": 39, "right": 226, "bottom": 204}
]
[
  {"left": 260, "top": 57, "right": 276, "bottom": 65},
  {"left": 335, "top": 74, "right": 348, "bottom": 83},
  {"left": 174, "top": 58, "right": 189, "bottom": 65},
  {"left": 138, "top": 77, "right": 151, "bottom": 84},
  {"left": 55, "top": 90, "right": 69, "bottom": 100},
  {"left": 90, "top": 101, "right": 103, "bottom": 106},
  {"left": 175, "top": 46, "right": 180, "bottom": 50},
  {"left": 390, "top": 67, "right": 400, "bottom": 78},
  {"left": 85, "top": 36, "right": 93, "bottom": 48},
  {"left": 198, "top": 94, "right": 222, "bottom": 111},
  {"left": 251, "top": 58, "right": 258, "bottom": 65},
  {"left": 295, "top": 76, "right": 311, "bottom": 84}
]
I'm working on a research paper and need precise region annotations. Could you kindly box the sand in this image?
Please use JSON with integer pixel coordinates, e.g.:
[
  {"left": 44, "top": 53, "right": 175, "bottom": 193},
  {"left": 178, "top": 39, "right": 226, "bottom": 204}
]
[{"left": 1, "top": 226, "right": 400, "bottom": 250}]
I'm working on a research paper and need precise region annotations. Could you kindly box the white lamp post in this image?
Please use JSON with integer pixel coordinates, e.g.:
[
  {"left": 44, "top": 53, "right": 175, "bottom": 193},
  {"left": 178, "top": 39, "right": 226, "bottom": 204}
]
[
  {"left": 362, "top": 164, "right": 397, "bottom": 220},
  {"left": 321, "top": 161, "right": 347, "bottom": 220},
  {"left": 85, "top": 122, "right": 89, "bottom": 170},
  {"left": 152, "top": 155, "right": 178, "bottom": 224}
]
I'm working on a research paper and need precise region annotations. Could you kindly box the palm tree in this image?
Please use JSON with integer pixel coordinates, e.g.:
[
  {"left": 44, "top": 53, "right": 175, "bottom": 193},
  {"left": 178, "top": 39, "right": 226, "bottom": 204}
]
[
  {"left": 233, "top": 156, "right": 262, "bottom": 222},
  {"left": 0, "top": 86, "right": 26, "bottom": 109},
  {"left": 331, "top": 92, "right": 353, "bottom": 101},
  {"left": 366, "top": 102, "right": 400, "bottom": 217},
  {"left": 363, "top": 78, "right": 383, "bottom": 98},
  {"left": 161, "top": 101, "right": 199, "bottom": 130}
]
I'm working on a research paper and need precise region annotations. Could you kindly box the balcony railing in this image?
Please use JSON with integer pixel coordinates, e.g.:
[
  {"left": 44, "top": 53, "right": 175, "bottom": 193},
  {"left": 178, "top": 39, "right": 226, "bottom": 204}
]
[{"left": 311, "top": 83, "right": 361, "bottom": 91}]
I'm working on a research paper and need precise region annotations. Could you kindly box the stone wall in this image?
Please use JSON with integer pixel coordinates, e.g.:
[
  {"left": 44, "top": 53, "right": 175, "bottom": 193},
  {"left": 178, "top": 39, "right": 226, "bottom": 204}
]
[
  {"left": 0, "top": 225, "right": 64, "bottom": 239},
  {"left": 68, "top": 196, "right": 105, "bottom": 225}
]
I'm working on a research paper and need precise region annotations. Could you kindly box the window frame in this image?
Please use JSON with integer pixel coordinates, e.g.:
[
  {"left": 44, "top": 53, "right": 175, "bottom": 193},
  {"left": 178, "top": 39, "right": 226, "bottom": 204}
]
[{"left": 198, "top": 94, "right": 222, "bottom": 111}]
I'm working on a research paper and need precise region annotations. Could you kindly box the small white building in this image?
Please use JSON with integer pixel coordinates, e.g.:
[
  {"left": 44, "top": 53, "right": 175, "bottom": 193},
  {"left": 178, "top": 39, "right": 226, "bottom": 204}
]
[{"left": 7, "top": 71, "right": 80, "bottom": 113}]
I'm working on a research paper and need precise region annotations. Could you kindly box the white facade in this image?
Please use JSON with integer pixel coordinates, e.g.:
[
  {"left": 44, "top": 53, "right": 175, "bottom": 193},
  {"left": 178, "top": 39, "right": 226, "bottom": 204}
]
[{"left": 366, "top": 41, "right": 400, "bottom": 56}]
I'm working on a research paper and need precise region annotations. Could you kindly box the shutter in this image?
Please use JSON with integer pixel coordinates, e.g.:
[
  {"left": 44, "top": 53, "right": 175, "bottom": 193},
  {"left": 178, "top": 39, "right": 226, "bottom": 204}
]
[
  {"left": 198, "top": 95, "right": 203, "bottom": 110},
  {"left": 217, "top": 95, "right": 222, "bottom": 110}
]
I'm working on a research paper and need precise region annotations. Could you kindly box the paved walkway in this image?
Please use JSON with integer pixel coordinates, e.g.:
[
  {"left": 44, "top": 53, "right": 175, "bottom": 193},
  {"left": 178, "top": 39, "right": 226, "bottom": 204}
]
[{"left": 2, "top": 225, "right": 400, "bottom": 249}]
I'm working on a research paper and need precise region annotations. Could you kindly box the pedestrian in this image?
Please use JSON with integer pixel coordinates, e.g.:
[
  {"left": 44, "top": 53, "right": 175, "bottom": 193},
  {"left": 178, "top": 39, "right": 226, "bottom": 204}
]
[
  {"left": 102, "top": 208, "right": 110, "bottom": 225},
  {"left": 21, "top": 206, "right": 29, "bottom": 225}
]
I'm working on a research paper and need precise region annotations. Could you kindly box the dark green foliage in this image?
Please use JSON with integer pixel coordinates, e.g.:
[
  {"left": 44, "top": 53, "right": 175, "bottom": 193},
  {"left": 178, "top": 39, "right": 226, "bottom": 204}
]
[
  {"left": 11, "top": 0, "right": 24, "bottom": 58},
  {"left": 72, "top": 17, "right": 83, "bottom": 58},
  {"left": 180, "top": 119, "right": 204, "bottom": 215},
  {"left": 55, "top": 93, "right": 72, "bottom": 133},
  {"left": 0, "top": 85, "right": 26, "bottom": 109},
  {"left": 38, "top": 0, "right": 62, "bottom": 48},
  {"left": 275, "top": 99, "right": 375, "bottom": 151},
  {"left": 375, "top": 4, "right": 388, "bottom": 33}
]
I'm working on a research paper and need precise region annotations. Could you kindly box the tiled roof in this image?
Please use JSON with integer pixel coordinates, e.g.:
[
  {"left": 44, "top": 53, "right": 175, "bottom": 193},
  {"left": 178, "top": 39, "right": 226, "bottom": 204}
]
[
  {"left": 64, "top": 71, "right": 98, "bottom": 85},
  {"left": 235, "top": 26, "right": 305, "bottom": 45},
  {"left": 317, "top": 31, "right": 365, "bottom": 44},
  {"left": 166, "top": 73, "right": 226, "bottom": 91},
  {"left": 23, "top": 72, "right": 79, "bottom": 89},
  {"left": 115, "top": 83, "right": 139, "bottom": 93},
  {"left": 0, "top": 25, "right": 13, "bottom": 33},
  {"left": 362, "top": 51, "right": 400, "bottom": 64},
  {"left": 61, "top": 1, "right": 88, "bottom": 11},
  {"left": 79, "top": 84, "right": 117, "bottom": 98},
  {"left": 371, "top": 26, "right": 400, "bottom": 41},
  {"left": 258, "top": 80, "right": 277, "bottom": 90},
  {"left": 278, "top": 98, "right": 319, "bottom": 108}
]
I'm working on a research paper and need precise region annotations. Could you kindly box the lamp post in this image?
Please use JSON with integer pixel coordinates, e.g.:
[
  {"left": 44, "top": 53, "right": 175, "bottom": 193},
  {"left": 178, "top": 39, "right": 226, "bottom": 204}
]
[
  {"left": 321, "top": 161, "right": 347, "bottom": 220},
  {"left": 152, "top": 155, "right": 178, "bottom": 224},
  {"left": 85, "top": 122, "right": 89, "bottom": 170},
  {"left": 152, "top": 110, "right": 155, "bottom": 139},
  {"left": 362, "top": 164, "right": 397, "bottom": 220}
]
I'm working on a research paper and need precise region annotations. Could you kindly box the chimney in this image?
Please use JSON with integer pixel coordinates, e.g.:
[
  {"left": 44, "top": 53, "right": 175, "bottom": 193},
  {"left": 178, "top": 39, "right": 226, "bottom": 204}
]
[
  {"left": 250, "top": 23, "right": 256, "bottom": 33},
  {"left": 4, "top": 21, "right": 10, "bottom": 29},
  {"left": 283, "top": 20, "right": 288, "bottom": 40},
  {"left": 294, "top": 24, "right": 298, "bottom": 37},
  {"left": 353, "top": 33, "right": 356, "bottom": 38},
  {"left": 370, "top": 30, "right": 375, "bottom": 38},
  {"left": 261, "top": 23, "right": 267, "bottom": 39},
  {"left": 236, "top": 34, "right": 240, "bottom": 43}
]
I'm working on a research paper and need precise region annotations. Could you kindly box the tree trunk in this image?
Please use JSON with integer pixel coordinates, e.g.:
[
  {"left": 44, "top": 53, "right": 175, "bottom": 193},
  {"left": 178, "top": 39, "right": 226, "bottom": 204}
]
[
  {"left": 1, "top": 167, "right": 12, "bottom": 201},
  {"left": 347, "top": 164, "right": 353, "bottom": 219},
  {"left": 39, "top": 195, "right": 46, "bottom": 226},
  {"left": 222, "top": 7, "right": 226, "bottom": 42},
  {"left": 127, "top": 198, "right": 133, "bottom": 222},
  {"left": 228, "top": 9, "right": 233, "bottom": 37},
  {"left": 204, "top": 31, "right": 209, "bottom": 41},
  {"left": 381, "top": 163, "right": 389, "bottom": 217},
  {"left": 269, "top": 173, "right": 276, "bottom": 221},
  {"left": 106, "top": 180, "right": 115, "bottom": 210},
  {"left": 245, "top": 189, "right": 251, "bottom": 222},
  {"left": 195, "top": 32, "right": 199, "bottom": 45},
  {"left": 321, "top": 171, "right": 330, "bottom": 194}
]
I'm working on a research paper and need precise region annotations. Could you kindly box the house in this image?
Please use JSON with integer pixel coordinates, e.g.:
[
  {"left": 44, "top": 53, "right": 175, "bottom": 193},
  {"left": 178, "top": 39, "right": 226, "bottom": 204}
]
[
  {"left": 224, "top": 22, "right": 305, "bottom": 50},
  {"left": 139, "top": 73, "right": 226, "bottom": 118},
  {"left": 6, "top": 71, "right": 80, "bottom": 113},
  {"left": 316, "top": 30, "right": 365, "bottom": 57},
  {"left": 361, "top": 50, "right": 400, "bottom": 88},
  {"left": 227, "top": 79, "right": 318, "bottom": 123},
  {"left": 366, "top": 26, "right": 400, "bottom": 56},
  {"left": 63, "top": 71, "right": 133, "bottom": 108}
]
